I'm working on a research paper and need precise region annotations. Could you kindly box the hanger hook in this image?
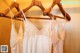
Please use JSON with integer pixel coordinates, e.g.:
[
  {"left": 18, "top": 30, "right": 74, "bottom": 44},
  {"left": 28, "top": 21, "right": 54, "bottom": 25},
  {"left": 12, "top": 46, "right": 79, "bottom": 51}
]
[{"left": 14, "top": 0, "right": 16, "bottom": 2}]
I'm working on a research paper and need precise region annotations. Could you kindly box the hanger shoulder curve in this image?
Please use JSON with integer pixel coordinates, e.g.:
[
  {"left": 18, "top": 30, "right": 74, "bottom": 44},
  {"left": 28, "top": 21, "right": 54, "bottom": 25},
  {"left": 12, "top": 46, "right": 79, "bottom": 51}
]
[
  {"left": 14, "top": 0, "right": 65, "bottom": 20},
  {"left": 14, "top": 0, "right": 45, "bottom": 18},
  {"left": 57, "top": 3, "right": 71, "bottom": 21},
  {"left": 43, "top": 0, "right": 71, "bottom": 21},
  {"left": 0, "top": 1, "right": 20, "bottom": 17}
]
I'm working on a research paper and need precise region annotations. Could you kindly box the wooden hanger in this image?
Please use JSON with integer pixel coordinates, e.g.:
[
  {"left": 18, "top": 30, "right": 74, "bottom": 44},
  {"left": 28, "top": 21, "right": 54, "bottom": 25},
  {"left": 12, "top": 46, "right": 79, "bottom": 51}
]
[
  {"left": 14, "top": 0, "right": 65, "bottom": 20},
  {"left": 14, "top": 0, "right": 45, "bottom": 18},
  {"left": 43, "top": 0, "right": 71, "bottom": 21},
  {"left": 0, "top": 0, "right": 70, "bottom": 21},
  {"left": 0, "top": 1, "right": 20, "bottom": 17}
]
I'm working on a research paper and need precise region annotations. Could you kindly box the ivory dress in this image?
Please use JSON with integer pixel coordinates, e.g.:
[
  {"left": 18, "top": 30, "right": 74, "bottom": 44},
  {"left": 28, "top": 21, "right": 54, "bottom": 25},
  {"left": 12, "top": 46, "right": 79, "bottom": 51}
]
[
  {"left": 53, "top": 20, "right": 66, "bottom": 53},
  {"left": 23, "top": 16, "right": 60, "bottom": 53},
  {"left": 10, "top": 20, "right": 23, "bottom": 53}
]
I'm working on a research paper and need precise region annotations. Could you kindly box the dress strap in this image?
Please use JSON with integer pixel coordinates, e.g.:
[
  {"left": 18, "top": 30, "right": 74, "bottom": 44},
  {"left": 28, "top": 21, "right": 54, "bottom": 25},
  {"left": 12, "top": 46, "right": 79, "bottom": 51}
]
[{"left": 21, "top": 10, "right": 27, "bottom": 22}]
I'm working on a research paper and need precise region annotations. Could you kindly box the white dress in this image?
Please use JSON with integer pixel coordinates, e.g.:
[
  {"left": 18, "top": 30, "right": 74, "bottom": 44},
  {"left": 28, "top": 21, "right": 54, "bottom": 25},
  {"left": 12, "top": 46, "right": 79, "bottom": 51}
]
[
  {"left": 23, "top": 16, "right": 60, "bottom": 53},
  {"left": 53, "top": 20, "right": 66, "bottom": 53},
  {"left": 10, "top": 20, "right": 23, "bottom": 53}
]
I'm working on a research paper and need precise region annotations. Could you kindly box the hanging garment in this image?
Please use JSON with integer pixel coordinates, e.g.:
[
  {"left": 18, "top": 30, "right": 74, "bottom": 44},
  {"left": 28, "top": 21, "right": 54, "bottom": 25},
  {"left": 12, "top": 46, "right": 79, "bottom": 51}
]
[
  {"left": 53, "top": 20, "right": 66, "bottom": 53},
  {"left": 10, "top": 20, "right": 23, "bottom": 53},
  {"left": 22, "top": 15, "right": 60, "bottom": 53}
]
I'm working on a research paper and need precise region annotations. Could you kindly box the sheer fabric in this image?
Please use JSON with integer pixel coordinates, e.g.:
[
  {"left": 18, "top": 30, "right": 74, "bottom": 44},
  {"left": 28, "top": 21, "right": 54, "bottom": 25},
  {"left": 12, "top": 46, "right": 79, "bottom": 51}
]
[
  {"left": 10, "top": 20, "right": 23, "bottom": 53},
  {"left": 53, "top": 20, "right": 66, "bottom": 53}
]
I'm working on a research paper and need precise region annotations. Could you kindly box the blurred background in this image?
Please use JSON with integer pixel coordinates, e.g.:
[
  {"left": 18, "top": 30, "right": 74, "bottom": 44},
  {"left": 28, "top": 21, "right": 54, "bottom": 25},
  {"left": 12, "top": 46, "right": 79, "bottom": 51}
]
[{"left": 0, "top": 0, "right": 80, "bottom": 53}]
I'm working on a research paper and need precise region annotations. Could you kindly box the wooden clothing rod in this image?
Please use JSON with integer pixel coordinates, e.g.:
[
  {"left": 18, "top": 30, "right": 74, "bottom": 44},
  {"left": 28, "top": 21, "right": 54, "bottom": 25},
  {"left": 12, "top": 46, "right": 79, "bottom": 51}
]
[
  {"left": 0, "top": 15, "right": 65, "bottom": 21},
  {"left": 0, "top": 0, "right": 71, "bottom": 21},
  {"left": 0, "top": 16, "right": 22, "bottom": 21}
]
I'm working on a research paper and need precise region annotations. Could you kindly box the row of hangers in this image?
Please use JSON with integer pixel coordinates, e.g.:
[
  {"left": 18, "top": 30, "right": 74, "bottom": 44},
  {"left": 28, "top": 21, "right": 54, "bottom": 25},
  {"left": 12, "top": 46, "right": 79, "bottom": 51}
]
[{"left": 0, "top": 0, "right": 71, "bottom": 21}]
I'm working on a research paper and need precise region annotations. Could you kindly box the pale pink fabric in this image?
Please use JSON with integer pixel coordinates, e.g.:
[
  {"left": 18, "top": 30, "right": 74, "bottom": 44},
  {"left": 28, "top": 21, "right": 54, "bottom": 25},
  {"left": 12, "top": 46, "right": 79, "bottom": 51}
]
[{"left": 53, "top": 20, "right": 66, "bottom": 53}]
